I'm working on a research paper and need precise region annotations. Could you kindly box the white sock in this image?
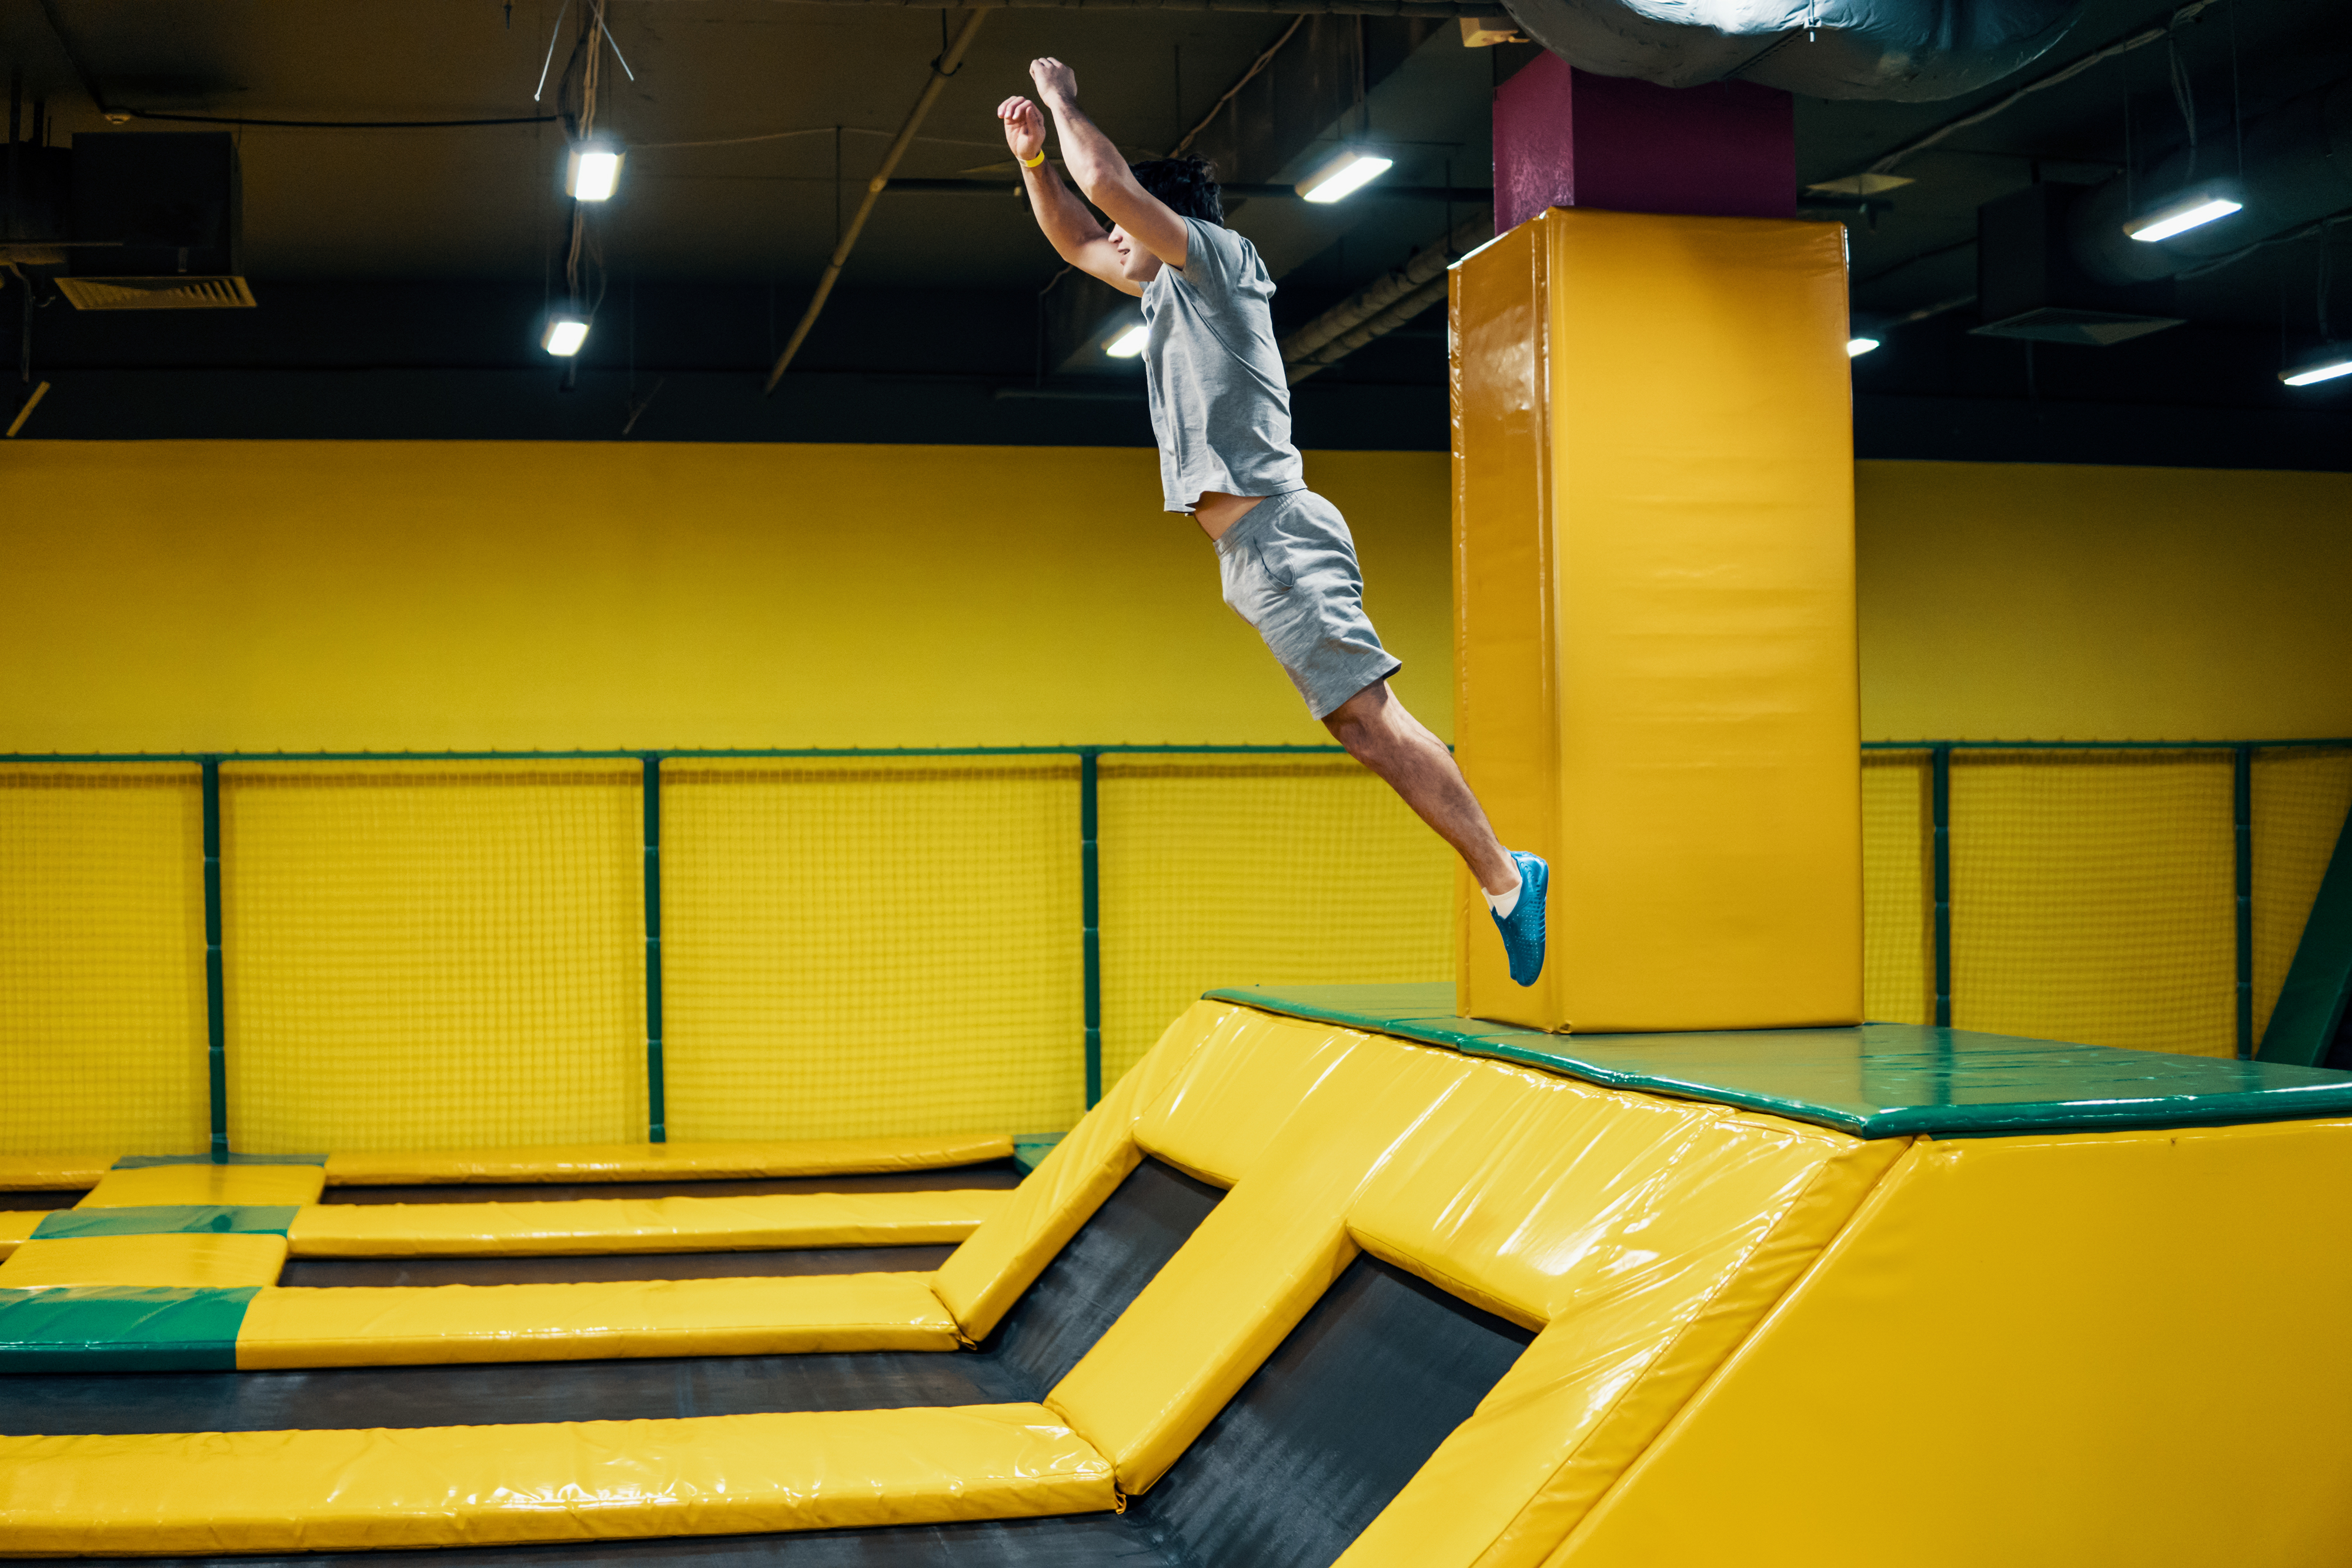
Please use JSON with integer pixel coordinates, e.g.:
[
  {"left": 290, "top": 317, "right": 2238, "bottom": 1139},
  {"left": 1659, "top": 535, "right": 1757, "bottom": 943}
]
[{"left": 1482, "top": 874, "right": 1521, "bottom": 920}]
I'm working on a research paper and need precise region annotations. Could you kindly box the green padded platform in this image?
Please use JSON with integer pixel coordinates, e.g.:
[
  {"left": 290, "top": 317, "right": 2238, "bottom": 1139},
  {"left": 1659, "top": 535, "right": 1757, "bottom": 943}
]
[
  {"left": 1204, "top": 984, "right": 2352, "bottom": 1138},
  {"left": 31, "top": 1206, "right": 300, "bottom": 1241},
  {"left": 0, "top": 1286, "right": 257, "bottom": 1372}
]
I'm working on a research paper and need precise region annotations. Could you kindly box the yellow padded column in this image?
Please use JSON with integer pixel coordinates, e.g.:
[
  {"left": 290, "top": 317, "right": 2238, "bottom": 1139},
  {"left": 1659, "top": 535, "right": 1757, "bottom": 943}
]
[{"left": 1451, "top": 208, "right": 1860, "bottom": 1032}]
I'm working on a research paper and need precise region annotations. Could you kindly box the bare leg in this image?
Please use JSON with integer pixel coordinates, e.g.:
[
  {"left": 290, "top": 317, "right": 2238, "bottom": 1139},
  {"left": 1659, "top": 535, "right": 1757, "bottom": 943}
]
[{"left": 1322, "top": 680, "right": 1517, "bottom": 894}]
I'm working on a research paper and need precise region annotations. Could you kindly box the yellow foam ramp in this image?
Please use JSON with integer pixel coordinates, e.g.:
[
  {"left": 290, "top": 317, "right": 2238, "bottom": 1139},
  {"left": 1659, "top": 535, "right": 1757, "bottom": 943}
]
[
  {"left": 233, "top": 1272, "right": 958, "bottom": 1368},
  {"left": 286, "top": 1188, "right": 1009, "bottom": 1256},
  {"left": 0, "top": 1405, "right": 1115, "bottom": 1555},
  {"left": 323, "top": 1134, "right": 1013, "bottom": 1186}
]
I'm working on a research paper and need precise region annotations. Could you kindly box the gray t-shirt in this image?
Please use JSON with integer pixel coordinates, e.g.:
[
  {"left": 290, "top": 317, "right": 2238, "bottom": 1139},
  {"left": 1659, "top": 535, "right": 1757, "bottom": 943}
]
[{"left": 1140, "top": 218, "right": 1307, "bottom": 514}]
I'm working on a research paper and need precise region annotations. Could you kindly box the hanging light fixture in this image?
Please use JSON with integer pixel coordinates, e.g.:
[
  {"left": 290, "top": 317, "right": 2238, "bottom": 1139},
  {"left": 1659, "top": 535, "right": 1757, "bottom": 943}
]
[
  {"left": 565, "top": 140, "right": 625, "bottom": 202},
  {"left": 1104, "top": 324, "right": 1150, "bottom": 359},
  {"left": 1297, "top": 149, "right": 1394, "bottom": 205},
  {"left": 2278, "top": 345, "right": 2352, "bottom": 387},
  {"left": 2123, "top": 179, "right": 2243, "bottom": 243},
  {"left": 542, "top": 313, "right": 590, "bottom": 356}
]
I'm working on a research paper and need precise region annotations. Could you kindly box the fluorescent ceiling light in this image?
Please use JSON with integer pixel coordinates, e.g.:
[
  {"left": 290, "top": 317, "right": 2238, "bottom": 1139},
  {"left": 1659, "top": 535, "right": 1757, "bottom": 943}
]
[
  {"left": 1297, "top": 151, "right": 1394, "bottom": 205},
  {"left": 542, "top": 315, "right": 590, "bottom": 356},
  {"left": 2124, "top": 185, "right": 2242, "bottom": 244},
  {"left": 1846, "top": 336, "right": 1881, "bottom": 357},
  {"left": 566, "top": 143, "right": 624, "bottom": 202},
  {"left": 2280, "top": 346, "right": 2352, "bottom": 387},
  {"left": 1104, "top": 324, "right": 1149, "bottom": 359}
]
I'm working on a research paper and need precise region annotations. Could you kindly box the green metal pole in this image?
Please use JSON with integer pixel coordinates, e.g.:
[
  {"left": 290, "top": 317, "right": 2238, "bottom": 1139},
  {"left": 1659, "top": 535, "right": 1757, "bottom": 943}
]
[
  {"left": 1932, "top": 745, "right": 1952, "bottom": 1029},
  {"left": 1081, "top": 749, "right": 1101, "bottom": 1107},
  {"left": 201, "top": 758, "right": 229, "bottom": 1162},
  {"left": 642, "top": 755, "right": 666, "bottom": 1144},
  {"left": 2235, "top": 745, "right": 2254, "bottom": 1059}
]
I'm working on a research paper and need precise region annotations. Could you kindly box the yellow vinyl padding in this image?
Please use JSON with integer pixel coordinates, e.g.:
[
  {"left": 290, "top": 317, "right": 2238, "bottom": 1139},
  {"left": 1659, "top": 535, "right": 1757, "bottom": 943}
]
[
  {"left": 1133, "top": 1009, "right": 1372, "bottom": 1189},
  {"left": 285, "top": 1188, "right": 1008, "bottom": 1257},
  {"left": 0, "top": 1211, "right": 45, "bottom": 1256},
  {"left": 933, "top": 1001, "right": 1235, "bottom": 1340},
  {"left": 0, "top": 1404, "right": 1117, "bottom": 1556},
  {"left": 0, "top": 1155, "right": 107, "bottom": 1190},
  {"left": 78, "top": 1164, "right": 326, "bottom": 1209},
  {"left": 322, "top": 1134, "right": 1014, "bottom": 1185},
  {"left": 0, "top": 1231, "right": 289, "bottom": 1289},
  {"left": 233, "top": 1272, "right": 959, "bottom": 1369}
]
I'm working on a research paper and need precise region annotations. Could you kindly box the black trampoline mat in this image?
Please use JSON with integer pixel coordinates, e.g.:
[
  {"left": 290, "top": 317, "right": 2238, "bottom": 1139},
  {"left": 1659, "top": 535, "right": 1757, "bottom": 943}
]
[
  {"left": 319, "top": 1161, "right": 1024, "bottom": 1205},
  {"left": 278, "top": 1245, "right": 957, "bottom": 1288},
  {"left": 1124, "top": 1252, "right": 1538, "bottom": 1568},
  {"left": 1, "top": 1188, "right": 92, "bottom": 1211},
  {"left": 9, "top": 1156, "right": 1222, "bottom": 1438},
  {"left": 58, "top": 1513, "right": 1181, "bottom": 1567}
]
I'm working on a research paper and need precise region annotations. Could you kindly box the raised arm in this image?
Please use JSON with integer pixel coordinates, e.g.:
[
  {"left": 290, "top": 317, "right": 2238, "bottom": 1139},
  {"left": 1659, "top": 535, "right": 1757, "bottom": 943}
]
[
  {"left": 1027, "top": 58, "right": 1191, "bottom": 272},
  {"left": 998, "top": 92, "right": 1139, "bottom": 297}
]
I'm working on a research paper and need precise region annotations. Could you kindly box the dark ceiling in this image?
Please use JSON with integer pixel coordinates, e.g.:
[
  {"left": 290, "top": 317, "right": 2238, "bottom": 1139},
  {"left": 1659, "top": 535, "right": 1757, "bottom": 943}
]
[{"left": 1, "top": 0, "right": 2347, "bottom": 466}]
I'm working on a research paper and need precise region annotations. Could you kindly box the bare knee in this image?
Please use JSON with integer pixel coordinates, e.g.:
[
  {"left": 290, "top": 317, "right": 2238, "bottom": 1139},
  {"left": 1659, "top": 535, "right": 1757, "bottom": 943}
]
[{"left": 1321, "top": 681, "right": 1395, "bottom": 758}]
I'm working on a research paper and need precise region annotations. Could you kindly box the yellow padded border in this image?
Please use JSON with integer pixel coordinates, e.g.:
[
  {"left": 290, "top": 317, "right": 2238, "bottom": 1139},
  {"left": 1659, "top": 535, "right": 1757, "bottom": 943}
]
[
  {"left": 79, "top": 1165, "right": 326, "bottom": 1209},
  {"left": 322, "top": 1134, "right": 1014, "bottom": 1185},
  {"left": 0, "top": 1155, "right": 108, "bottom": 1191},
  {"left": 0, "top": 1211, "right": 44, "bottom": 1256},
  {"left": 286, "top": 1189, "right": 1010, "bottom": 1257},
  {"left": 0, "top": 1232, "right": 289, "bottom": 1289},
  {"left": 934, "top": 1001, "right": 1237, "bottom": 1339},
  {"left": 0, "top": 1404, "right": 1115, "bottom": 1556},
  {"left": 234, "top": 1272, "right": 958, "bottom": 1369}
]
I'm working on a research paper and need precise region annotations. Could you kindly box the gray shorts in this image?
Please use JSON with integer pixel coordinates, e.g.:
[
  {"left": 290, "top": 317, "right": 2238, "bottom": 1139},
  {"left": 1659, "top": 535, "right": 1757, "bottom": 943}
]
[{"left": 1214, "top": 490, "right": 1402, "bottom": 720}]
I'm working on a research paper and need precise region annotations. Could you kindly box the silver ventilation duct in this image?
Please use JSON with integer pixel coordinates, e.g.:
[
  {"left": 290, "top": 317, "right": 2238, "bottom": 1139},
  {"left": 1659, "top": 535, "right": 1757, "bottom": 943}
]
[{"left": 1500, "top": 0, "right": 2087, "bottom": 102}]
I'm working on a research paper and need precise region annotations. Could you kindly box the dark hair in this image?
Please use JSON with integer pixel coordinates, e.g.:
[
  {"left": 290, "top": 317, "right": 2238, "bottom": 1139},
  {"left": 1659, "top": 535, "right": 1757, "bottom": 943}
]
[{"left": 1130, "top": 155, "right": 1224, "bottom": 226}]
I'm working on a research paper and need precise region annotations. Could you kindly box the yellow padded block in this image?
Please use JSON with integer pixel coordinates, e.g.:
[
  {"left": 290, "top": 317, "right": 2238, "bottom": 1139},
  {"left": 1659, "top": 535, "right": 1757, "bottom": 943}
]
[
  {"left": 0, "top": 1232, "right": 289, "bottom": 1289},
  {"left": 233, "top": 1272, "right": 960, "bottom": 1368},
  {"left": 322, "top": 1134, "right": 1015, "bottom": 1186},
  {"left": 0, "top": 1211, "right": 43, "bottom": 1256},
  {"left": 0, "top": 1404, "right": 1116, "bottom": 1555},
  {"left": 1450, "top": 208, "right": 1861, "bottom": 1032},
  {"left": 934, "top": 1001, "right": 1235, "bottom": 1340},
  {"left": 0, "top": 1155, "right": 107, "bottom": 1190},
  {"left": 1337, "top": 1075, "right": 1901, "bottom": 1568},
  {"left": 1551, "top": 1121, "right": 2352, "bottom": 1567},
  {"left": 1133, "top": 1009, "right": 1371, "bottom": 1188},
  {"left": 80, "top": 1164, "right": 326, "bottom": 1208},
  {"left": 286, "top": 1189, "right": 1009, "bottom": 1256},
  {"left": 1051, "top": 1038, "right": 1482, "bottom": 1492}
]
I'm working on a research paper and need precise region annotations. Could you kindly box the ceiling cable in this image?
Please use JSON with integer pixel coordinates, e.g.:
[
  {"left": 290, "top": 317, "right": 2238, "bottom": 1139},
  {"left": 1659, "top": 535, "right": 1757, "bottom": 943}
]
[{"left": 1170, "top": 16, "right": 1303, "bottom": 159}]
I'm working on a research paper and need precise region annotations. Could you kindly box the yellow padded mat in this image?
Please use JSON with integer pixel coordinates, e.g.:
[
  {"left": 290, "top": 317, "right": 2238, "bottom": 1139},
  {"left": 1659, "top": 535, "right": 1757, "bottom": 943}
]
[
  {"left": 0, "top": 1155, "right": 106, "bottom": 1190},
  {"left": 79, "top": 1164, "right": 326, "bottom": 1209},
  {"left": 233, "top": 1272, "right": 958, "bottom": 1368},
  {"left": 286, "top": 1188, "right": 1008, "bottom": 1256},
  {"left": 0, "top": 1404, "right": 1116, "bottom": 1556},
  {"left": 0, "top": 1211, "right": 42, "bottom": 1256},
  {"left": 0, "top": 764, "right": 210, "bottom": 1158},
  {"left": 661, "top": 758, "right": 1084, "bottom": 1142},
  {"left": 322, "top": 1134, "right": 1013, "bottom": 1185},
  {"left": 0, "top": 1232, "right": 288, "bottom": 1289},
  {"left": 221, "top": 760, "right": 647, "bottom": 1153}
]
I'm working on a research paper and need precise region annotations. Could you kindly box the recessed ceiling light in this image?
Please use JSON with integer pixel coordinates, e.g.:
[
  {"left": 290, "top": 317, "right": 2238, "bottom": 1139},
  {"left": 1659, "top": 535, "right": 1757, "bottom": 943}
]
[
  {"left": 1104, "top": 324, "right": 1149, "bottom": 359},
  {"left": 1297, "top": 151, "right": 1394, "bottom": 205}
]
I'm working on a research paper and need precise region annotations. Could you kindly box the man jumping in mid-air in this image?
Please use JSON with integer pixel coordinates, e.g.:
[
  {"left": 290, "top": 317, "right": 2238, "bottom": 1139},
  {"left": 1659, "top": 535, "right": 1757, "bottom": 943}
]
[{"left": 999, "top": 57, "right": 1548, "bottom": 985}]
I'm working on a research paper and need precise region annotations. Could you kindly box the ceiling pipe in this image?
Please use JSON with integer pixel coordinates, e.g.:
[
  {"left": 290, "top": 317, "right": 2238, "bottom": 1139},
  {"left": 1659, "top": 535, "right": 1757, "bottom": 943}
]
[
  {"left": 765, "top": 6, "right": 989, "bottom": 393},
  {"left": 1282, "top": 210, "right": 1489, "bottom": 383},
  {"left": 2069, "top": 75, "right": 2352, "bottom": 287},
  {"left": 1498, "top": 0, "right": 2085, "bottom": 103}
]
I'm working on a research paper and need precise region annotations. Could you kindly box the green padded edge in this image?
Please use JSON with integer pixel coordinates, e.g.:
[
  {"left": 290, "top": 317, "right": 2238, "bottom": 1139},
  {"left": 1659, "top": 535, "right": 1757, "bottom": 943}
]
[
  {"left": 0, "top": 1286, "right": 257, "bottom": 1372},
  {"left": 30, "top": 1205, "right": 300, "bottom": 1241},
  {"left": 112, "top": 1153, "right": 329, "bottom": 1168},
  {"left": 2258, "top": 801, "right": 2352, "bottom": 1068},
  {"left": 1011, "top": 1134, "right": 1067, "bottom": 1175},
  {"left": 1205, "top": 984, "right": 2352, "bottom": 1139}
]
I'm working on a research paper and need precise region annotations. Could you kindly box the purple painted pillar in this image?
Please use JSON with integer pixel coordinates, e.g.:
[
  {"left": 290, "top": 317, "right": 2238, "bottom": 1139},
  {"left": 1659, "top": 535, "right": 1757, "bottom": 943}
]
[{"left": 1494, "top": 52, "right": 1796, "bottom": 232}]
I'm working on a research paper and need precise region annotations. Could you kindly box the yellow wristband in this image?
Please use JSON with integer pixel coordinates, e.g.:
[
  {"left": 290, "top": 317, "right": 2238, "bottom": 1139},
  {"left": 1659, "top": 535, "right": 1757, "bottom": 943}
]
[{"left": 1021, "top": 149, "right": 1047, "bottom": 169}]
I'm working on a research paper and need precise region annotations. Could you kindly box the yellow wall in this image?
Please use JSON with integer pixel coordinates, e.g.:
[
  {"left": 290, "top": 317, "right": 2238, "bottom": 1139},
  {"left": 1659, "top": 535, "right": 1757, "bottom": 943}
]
[
  {"left": 0, "top": 442, "right": 1452, "bottom": 753},
  {"left": 2, "top": 446, "right": 2348, "bottom": 751},
  {"left": 1857, "top": 461, "right": 2352, "bottom": 743}
]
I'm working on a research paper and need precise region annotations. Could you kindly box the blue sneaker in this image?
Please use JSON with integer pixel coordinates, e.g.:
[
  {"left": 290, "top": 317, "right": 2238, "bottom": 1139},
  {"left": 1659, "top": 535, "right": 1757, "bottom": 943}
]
[{"left": 1489, "top": 851, "right": 1548, "bottom": 987}]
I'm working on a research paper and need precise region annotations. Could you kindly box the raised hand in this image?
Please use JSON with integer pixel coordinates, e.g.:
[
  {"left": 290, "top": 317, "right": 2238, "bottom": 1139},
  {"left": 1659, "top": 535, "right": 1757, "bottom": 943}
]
[
  {"left": 998, "top": 95, "right": 1045, "bottom": 162},
  {"left": 1028, "top": 56, "right": 1078, "bottom": 111}
]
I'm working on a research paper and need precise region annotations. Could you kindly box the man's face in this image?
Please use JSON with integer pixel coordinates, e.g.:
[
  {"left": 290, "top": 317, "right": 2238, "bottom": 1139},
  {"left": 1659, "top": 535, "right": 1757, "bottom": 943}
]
[{"left": 1108, "top": 223, "right": 1164, "bottom": 286}]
